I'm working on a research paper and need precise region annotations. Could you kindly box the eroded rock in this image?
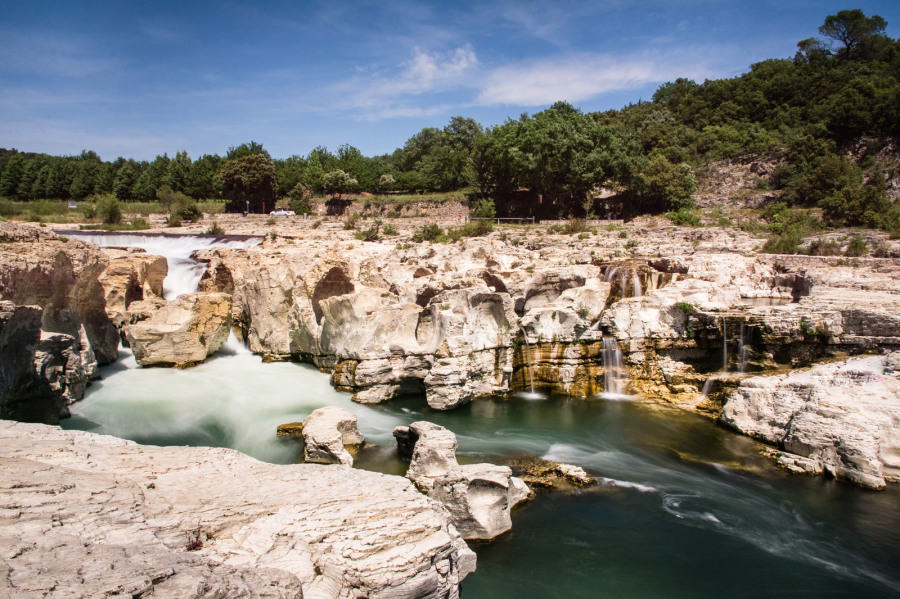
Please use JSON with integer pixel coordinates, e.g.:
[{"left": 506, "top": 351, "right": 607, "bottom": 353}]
[
  {"left": 721, "top": 354, "right": 900, "bottom": 489},
  {"left": 0, "top": 420, "right": 475, "bottom": 598},
  {"left": 124, "top": 292, "right": 232, "bottom": 367},
  {"left": 300, "top": 406, "right": 364, "bottom": 466}
]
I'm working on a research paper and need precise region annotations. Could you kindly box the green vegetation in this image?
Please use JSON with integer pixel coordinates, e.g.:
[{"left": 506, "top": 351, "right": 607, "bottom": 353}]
[{"left": 0, "top": 9, "right": 897, "bottom": 230}]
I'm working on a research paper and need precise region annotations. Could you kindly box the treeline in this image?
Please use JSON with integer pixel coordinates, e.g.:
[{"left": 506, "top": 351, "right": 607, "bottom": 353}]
[{"left": 1, "top": 9, "right": 898, "bottom": 225}]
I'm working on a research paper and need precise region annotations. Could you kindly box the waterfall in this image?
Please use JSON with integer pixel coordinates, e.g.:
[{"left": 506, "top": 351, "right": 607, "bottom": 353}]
[
  {"left": 738, "top": 322, "right": 748, "bottom": 373},
  {"left": 517, "top": 336, "right": 545, "bottom": 400},
  {"left": 604, "top": 266, "right": 619, "bottom": 283},
  {"left": 598, "top": 338, "right": 632, "bottom": 400},
  {"left": 61, "top": 232, "right": 262, "bottom": 299},
  {"left": 700, "top": 317, "right": 733, "bottom": 399},
  {"left": 632, "top": 271, "right": 643, "bottom": 298},
  {"left": 620, "top": 272, "right": 627, "bottom": 299},
  {"left": 721, "top": 317, "right": 728, "bottom": 371}
]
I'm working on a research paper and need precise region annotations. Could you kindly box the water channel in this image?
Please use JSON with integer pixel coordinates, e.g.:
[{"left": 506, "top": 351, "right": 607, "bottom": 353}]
[{"left": 60, "top": 233, "right": 900, "bottom": 598}]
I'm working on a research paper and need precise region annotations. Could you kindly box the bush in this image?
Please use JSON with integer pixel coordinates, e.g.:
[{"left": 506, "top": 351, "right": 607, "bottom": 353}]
[
  {"left": 412, "top": 222, "right": 444, "bottom": 242},
  {"left": 167, "top": 213, "right": 183, "bottom": 227},
  {"left": 806, "top": 238, "right": 841, "bottom": 256},
  {"left": 844, "top": 234, "right": 868, "bottom": 257},
  {"left": 665, "top": 208, "right": 701, "bottom": 226},
  {"left": 130, "top": 218, "right": 150, "bottom": 230},
  {"left": 207, "top": 221, "right": 225, "bottom": 235},
  {"left": 446, "top": 220, "right": 493, "bottom": 241},
  {"left": 177, "top": 201, "right": 203, "bottom": 223},
  {"left": 94, "top": 194, "right": 122, "bottom": 225},
  {"left": 471, "top": 198, "right": 496, "bottom": 220},
  {"left": 288, "top": 183, "right": 312, "bottom": 215},
  {"left": 343, "top": 214, "right": 360, "bottom": 230},
  {"left": 564, "top": 218, "right": 589, "bottom": 234},
  {"left": 382, "top": 223, "right": 398, "bottom": 236}
]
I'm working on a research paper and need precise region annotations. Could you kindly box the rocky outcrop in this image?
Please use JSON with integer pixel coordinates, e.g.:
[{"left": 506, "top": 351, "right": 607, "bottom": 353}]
[
  {"left": 124, "top": 292, "right": 232, "bottom": 367},
  {"left": 0, "top": 420, "right": 476, "bottom": 598},
  {"left": 300, "top": 406, "right": 365, "bottom": 466},
  {"left": 395, "top": 421, "right": 530, "bottom": 540},
  {"left": 0, "top": 301, "right": 96, "bottom": 423},
  {"left": 720, "top": 354, "right": 900, "bottom": 489},
  {"left": 98, "top": 248, "right": 167, "bottom": 327},
  {"left": 0, "top": 222, "right": 119, "bottom": 364}
]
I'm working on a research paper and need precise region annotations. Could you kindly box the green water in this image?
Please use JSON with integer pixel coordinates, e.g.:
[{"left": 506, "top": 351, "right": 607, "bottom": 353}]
[{"left": 64, "top": 342, "right": 900, "bottom": 598}]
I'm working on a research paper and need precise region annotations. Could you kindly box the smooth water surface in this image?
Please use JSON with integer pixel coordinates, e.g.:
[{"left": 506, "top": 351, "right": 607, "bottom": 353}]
[{"left": 64, "top": 341, "right": 900, "bottom": 598}]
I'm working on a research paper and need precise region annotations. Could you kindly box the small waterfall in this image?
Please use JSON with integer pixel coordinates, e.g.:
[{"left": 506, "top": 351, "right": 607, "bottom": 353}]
[
  {"left": 517, "top": 336, "right": 545, "bottom": 400},
  {"left": 61, "top": 232, "right": 262, "bottom": 299},
  {"left": 632, "top": 271, "right": 643, "bottom": 298},
  {"left": 620, "top": 272, "right": 627, "bottom": 298},
  {"left": 721, "top": 317, "right": 728, "bottom": 371},
  {"left": 598, "top": 338, "right": 632, "bottom": 400},
  {"left": 738, "top": 322, "right": 748, "bottom": 373},
  {"left": 604, "top": 266, "right": 619, "bottom": 283}
]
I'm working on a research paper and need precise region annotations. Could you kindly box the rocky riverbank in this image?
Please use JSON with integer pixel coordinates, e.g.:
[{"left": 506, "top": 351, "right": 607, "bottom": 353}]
[{"left": 0, "top": 420, "right": 474, "bottom": 598}]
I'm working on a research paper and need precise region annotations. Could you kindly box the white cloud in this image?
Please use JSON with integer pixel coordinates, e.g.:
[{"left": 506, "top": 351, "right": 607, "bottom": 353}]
[
  {"left": 476, "top": 54, "right": 712, "bottom": 106},
  {"left": 477, "top": 53, "right": 699, "bottom": 106}
]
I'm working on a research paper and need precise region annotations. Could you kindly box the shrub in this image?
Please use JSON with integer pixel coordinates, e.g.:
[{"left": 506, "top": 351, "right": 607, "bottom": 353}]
[
  {"left": 130, "top": 218, "right": 150, "bottom": 230},
  {"left": 471, "top": 198, "right": 496, "bottom": 220},
  {"left": 94, "top": 194, "right": 122, "bottom": 225},
  {"left": 207, "top": 221, "right": 225, "bottom": 235},
  {"left": 343, "top": 214, "right": 360, "bottom": 230},
  {"left": 676, "top": 301, "right": 695, "bottom": 315},
  {"left": 356, "top": 220, "right": 382, "bottom": 242},
  {"left": 412, "top": 222, "right": 444, "bottom": 242},
  {"left": 311, "top": 219, "right": 323, "bottom": 229},
  {"left": 382, "top": 223, "right": 398, "bottom": 236},
  {"left": 564, "top": 218, "right": 589, "bottom": 234},
  {"left": 665, "top": 208, "right": 701, "bottom": 227},
  {"left": 167, "top": 213, "right": 183, "bottom": 227},
  {"left": 844, "top": 234, "right": 868, "bottom": 257},
  {"left": 288, "top": 183, "right": 312, "bottom": 215},
  {"left": 177, "top": 201, "right": 203, "bottom": 223}
]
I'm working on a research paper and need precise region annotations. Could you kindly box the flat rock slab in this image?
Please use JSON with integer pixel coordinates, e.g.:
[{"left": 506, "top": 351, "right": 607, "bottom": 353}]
[{"left": 0, "top": 420, "right": 474, "bottom": 599}]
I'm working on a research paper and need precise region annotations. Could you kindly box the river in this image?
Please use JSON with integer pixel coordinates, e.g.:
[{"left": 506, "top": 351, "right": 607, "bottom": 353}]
[{"left": 60, "top": 232, "right": 900, "bottom": 598}]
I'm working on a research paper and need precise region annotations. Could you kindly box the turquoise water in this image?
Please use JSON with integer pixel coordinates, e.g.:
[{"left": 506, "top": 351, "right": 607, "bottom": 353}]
[{"left": 64, "top": 341, "right": 900, "bottom": 598}]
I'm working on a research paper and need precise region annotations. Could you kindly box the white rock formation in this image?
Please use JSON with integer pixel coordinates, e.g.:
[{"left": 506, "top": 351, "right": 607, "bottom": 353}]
[
  {"left": 301, "top": 406, "right": 365, "bottom": 466},
  {"left": 395, "top": 421, "right": 530, "bottom": 540},
  {"left": 721, "top": 354, "right": 900, "bottom": 489},
  {"left": 124, "top": 292, "right": 232, "bottom": 367},
  {"left": 0, "top": 420, "right": 475, "bottom": 598}
]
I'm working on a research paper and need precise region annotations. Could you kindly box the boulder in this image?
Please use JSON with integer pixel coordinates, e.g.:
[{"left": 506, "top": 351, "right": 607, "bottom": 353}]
[
  {"left": 300, "top": 406, "right": 365, "bottom": 466},
  {"left": 0, "top": 420, "right": 475, "bottom": 599},
  {"left": 430, "top": 464, "right": 526, "bottom": 541},
  {"left": 400, "top": 421, "right": 460, "bottom": 492},
  {"left": 721, "top": 354, "right": 900, "bottom": 489},
  {"left": 396, "top": 421, "right": 531, "bottom": 540},
  {"left": 124, "top": 292, "right": 232, "bottom": 367}
]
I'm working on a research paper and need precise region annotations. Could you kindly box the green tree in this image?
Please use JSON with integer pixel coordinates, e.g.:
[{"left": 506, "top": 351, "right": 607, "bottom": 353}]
[
  {"left": 220, "top": 153, "right": 277, "bottom": 213},
  {"left": 113, "top": 162, "right": 139, "bottom": 201},
  {"left": 186, "top": 154, "right": 223, "bottom": 199},
  {"left": 322, "top": 169, "right": 358, "bottom": 200},
  {"left": 632, "top": 155, "right": 697, "bottom": 211},
  {"left": 819, "top": 9, "right": 887, "bottom": 56},
  {"left": 226, "top": 141, "right": 271, "bottom": 161},
  {"left": 0, "top": 154, "right": 24, "bottom": 198}
]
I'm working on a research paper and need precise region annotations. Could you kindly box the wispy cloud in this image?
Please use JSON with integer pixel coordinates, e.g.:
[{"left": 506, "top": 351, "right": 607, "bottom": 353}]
[
  {"left": 0, "top": 29, "right": 119, "bottom": 78},
  {"left": 477, "top": 53, "right": 679, "bottom": 106}
]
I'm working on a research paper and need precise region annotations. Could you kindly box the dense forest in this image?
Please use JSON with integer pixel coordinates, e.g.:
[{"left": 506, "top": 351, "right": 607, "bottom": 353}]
[{"left": 1, "top": 9, "right": 898, "bottom": 228}]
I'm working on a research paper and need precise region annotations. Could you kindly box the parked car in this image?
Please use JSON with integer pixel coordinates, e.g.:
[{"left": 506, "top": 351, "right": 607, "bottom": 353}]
[{"left": 270, "top": 209, "right": 295, "bottom": 216}]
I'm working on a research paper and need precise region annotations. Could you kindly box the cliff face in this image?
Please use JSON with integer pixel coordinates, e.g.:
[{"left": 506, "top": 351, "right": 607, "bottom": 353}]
[{"left": 0, "top": 420, "right": 475, "bottom": 599}]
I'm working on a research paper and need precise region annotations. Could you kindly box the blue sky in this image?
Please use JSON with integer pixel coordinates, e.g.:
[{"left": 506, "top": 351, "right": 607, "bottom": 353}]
[{"left": 2, "top": 0, "right": 899, "bottom": 161}]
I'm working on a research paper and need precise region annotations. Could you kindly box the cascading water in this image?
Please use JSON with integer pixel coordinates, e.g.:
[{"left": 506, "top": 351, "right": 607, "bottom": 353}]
[
  {"left": 738, "top": 321, "right": 748, "bottom": 373},
  {"left": 598, "top": 337, "right": 632, "bottom": 400},
  {"left": 60, "top": 232, "right": 262, "bottom": 299},
  {"left": 517, "top": 336, "right": 546, "bottom": 400},
  {"left": 59, "top": 235, "right": 900, "bottom": 599},
  {"left": 632, "top": 271, "right": 643, "bottom": 298},
  {"left": 701, "top": 317, "right": 734, "bottom": 398},
  {"left": 603, "top": 266, "right": 619, "bottom": 283}
]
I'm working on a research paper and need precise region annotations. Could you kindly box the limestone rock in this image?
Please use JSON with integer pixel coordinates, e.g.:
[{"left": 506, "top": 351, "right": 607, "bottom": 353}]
[
  {"left": 34, "top": 326, "right": 98, "bottom": 406},
  {"left": 99, "top": 248, "right": 167, "bottom": 327},
  {"left": 401, "top": 421, "right": 460, "bottom": 492},
  {"left": 301, "top": 406, "right": 364, "bottom": 466},
  {"left": 0, "top": 223, "right": 119, "bottom": 364},
  {"left": 0, "top": 420, "right": 474, "bottom": 598},
  {"left": 397, "top": 421, "right": 530, "bottom": 540},
  {"left": 430, "top": 464, "right": 524, "bottom": 541},
  {"left": 721, "top": 354, "right": 900, "bottom": 489},
  {"left": 276, "top": 421, "right": 305, "bottom": 438},
  {"left": 124, "top": 292, "right": 232, "bottom": 367}
]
